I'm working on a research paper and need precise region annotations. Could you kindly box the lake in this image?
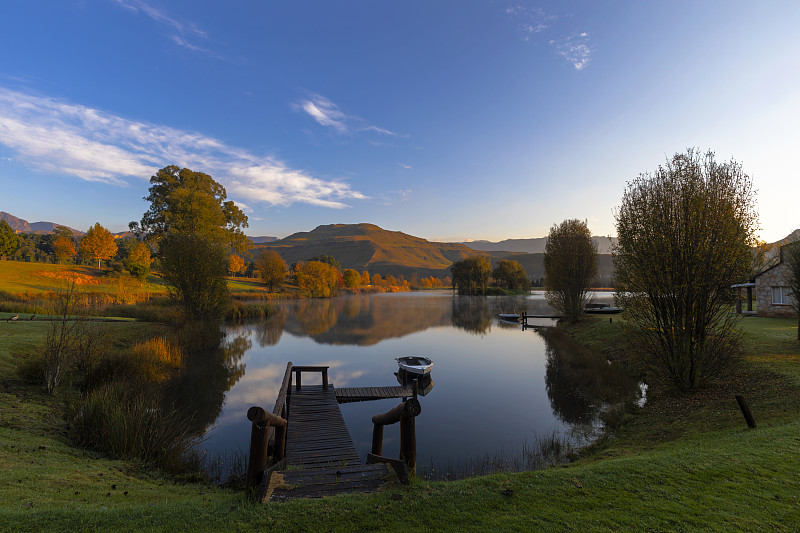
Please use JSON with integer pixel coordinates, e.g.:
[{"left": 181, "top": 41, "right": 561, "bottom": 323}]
[{"left": 196, "top": 290, "right": 642, "bottom": 479}]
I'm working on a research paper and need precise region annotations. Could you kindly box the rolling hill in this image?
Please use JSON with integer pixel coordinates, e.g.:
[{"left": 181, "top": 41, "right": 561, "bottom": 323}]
[
  {"left": 255, "top": 223, "right": 479, "bottom": 279},
  {"left": 254, "top": 223, "right": 616, "bottom": 284},
  {"left": 461, "top": 235, "right": 618, "bottom": 254}
]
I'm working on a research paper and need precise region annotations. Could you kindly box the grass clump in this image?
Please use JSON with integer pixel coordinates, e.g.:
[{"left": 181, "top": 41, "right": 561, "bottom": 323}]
[{"left": 69, "top": 382, "right": 200, "bottom": 475}]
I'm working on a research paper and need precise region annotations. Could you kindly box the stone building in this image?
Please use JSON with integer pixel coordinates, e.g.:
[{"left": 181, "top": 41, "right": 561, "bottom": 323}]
[{"left": 754, "top": 245, "right": 798, "bottom": 318}]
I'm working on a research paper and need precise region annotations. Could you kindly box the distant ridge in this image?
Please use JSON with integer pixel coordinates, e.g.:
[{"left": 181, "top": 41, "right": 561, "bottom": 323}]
[
  {"left": 248, "top": 235, "right": 278, "bottom": 244},
  {"left": 0, "top": 211, "right": 83, "bottom": 236},
  {"left": 460, "top": 236, "right": 618, "bottom": 254}
]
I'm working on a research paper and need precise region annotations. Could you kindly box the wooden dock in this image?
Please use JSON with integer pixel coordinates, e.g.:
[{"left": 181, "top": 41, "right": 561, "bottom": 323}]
[
  {"left": 335, "top": 385, "right": 413, "bottom": 403},
  {"left": 250, "top": 364, "right": 406, "bottom": 502}
]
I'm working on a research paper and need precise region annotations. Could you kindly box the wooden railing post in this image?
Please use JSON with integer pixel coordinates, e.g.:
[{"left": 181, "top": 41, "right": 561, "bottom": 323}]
[
  {"left": 246, "top": 406, "right": 270, "bottom": 498},
  {"left": 371, "top": 398, "right": 421, "bottom": 478},
  {"left": 322, "top": 368, "right": 328, "bottom": 390},
  {"left": 246, "top": 406, "right": 288, "bottom": 498},
  {"left": 371, "top": 423, "right": 384, "bottom": 456}
]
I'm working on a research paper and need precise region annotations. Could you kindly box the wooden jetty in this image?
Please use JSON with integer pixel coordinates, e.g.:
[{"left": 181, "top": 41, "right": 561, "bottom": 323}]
[
  {"left": 247, "top": 363, "right": 413, "bottom": 502},
  {"left": 335, "top": 385, "right": 414, "bottom": 403}
]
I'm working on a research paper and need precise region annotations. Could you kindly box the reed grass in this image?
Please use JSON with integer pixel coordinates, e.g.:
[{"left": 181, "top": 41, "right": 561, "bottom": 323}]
[{"left": 69, "top": 382, "right": 202, "bottom": 475}]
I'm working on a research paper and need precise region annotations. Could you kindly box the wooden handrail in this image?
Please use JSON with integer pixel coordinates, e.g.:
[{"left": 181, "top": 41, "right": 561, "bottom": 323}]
[{"left": 292, "top": 365, "right": 329, "bottom": 390}]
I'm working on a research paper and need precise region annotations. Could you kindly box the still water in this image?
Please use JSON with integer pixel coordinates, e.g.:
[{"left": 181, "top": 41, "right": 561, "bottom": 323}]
[{"left": 198, "top": 291, "right": 641, "bottom": 478}]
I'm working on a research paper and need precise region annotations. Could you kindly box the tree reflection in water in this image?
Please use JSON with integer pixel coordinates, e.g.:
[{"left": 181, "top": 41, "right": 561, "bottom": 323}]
[
  {"left": 541, "top": 326, "right": 641, "bottom": 427},
  {"left": 292, "top": 299, "right": 339, "bottom": 336},
  {"left": 450, "top": 296, "right": 493, "bottom": 335},
  {"left": 163, "top": 325, "right": 251, "bottom": 436},
  {"left": 255, "top": 308, "right": 285, "bottom": 347}
]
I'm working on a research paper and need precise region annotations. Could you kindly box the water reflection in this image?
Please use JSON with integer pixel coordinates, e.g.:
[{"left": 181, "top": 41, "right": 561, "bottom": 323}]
[
  {"left": 164, "top": 331, "right": 250, "bottom": 436},
  {"left": 541, "top": 327, "right": 641, "bottom": 426},
  {"left": 193, "top": 291, "right": 635, "bottom": 479},
  {"left": 451, "top": 297, "right": 492, "bottom": 334}
]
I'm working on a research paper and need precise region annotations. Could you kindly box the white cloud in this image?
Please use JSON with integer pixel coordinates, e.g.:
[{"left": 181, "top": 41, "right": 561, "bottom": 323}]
[
  {"left": 550, "top": 33, "right": 592, "bottom": 70},
  {"left": 296, "top": 92, "right": 396, "bottom": 137},
  {"left": 397, "top": 163, "right": 412, "bottom": 170},
  {"left": 299, "top": 94, "right": 348, "bottom": 133},
  {"left": 0, "top": 87, "right": 367, "bottom": 208}
]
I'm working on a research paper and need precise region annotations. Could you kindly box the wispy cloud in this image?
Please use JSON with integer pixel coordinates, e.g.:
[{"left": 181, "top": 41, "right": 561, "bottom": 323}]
[
  {"left": 506, "top": 6, "right": 555, "bottom": 40},
  {"left": 550, "top": 32, "right": 592, "bottom": 71},
  {"left": 506, "top": 6, "right": 592, "bottom": 70},
  {"left": 0, "top": 87, "right": 366, "bottom": 208},
  {"left": 397, "top": 163, "right": 412, "bottom": 170},
  {"left": 295, "top": 92, "right": 396, "bottom": 137},
  {"left": 112, "top": 0, "right": 217, "bottom": 56},
  {"left": 298, "top": 94, "right": 348, "bottom": 133}
]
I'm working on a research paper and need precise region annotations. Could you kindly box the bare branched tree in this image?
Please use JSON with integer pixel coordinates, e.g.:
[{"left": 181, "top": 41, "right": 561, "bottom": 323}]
[
  {"left": 43, "top": 277, "right": 82, "bottom": 394},
  {"left": 614, "top": 149, "right": 759, "bottom": 390}
]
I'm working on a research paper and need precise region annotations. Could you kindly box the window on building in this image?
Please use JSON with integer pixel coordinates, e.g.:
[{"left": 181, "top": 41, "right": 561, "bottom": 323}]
[{"left": 771, "top": 286, "right": 788, "bottom": 305}]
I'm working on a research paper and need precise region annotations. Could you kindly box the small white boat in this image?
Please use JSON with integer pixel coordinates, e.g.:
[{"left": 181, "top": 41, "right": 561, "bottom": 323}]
[
  {"left": 498, "top": 313, "right": 520, "bottom": 323},
  {"left": 396, "top": 356, "right": 434, "bottom": 375}
]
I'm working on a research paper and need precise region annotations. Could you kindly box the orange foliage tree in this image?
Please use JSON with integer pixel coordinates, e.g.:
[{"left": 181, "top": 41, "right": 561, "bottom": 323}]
[
  {"left": 81, "top": 222, "right": 118, "bottom": 268},
  {"left": 228, "top": 254, "right": 245, "bottom": 276}
]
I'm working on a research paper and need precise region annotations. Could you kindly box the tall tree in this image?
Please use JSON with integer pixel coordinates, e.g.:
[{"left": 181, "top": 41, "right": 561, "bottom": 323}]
[
  {"left": 256, "top": 250, "right": 287, "bottom": 291},
  {"left": 544, "top": 220, "right": 597, "bottom": 321},
  {"left": 296, "top": 261, "right": 340, "bottom": 298},
  {"left": 81, "top": 222, "right": 118, "bottom": 268},
  {"left": 228, "top": 255, "right": 245, "bottom": 276},
  {"left": 126, "top": 241, "right": 152, "bottom": 280},
  {"left": 783, "top": 237, "right": 800, "bottom": 341},
  {"left": 342, "top": 268, "right": 361, "bottom": 288},
  {"left": 450, "top": 255, "right": 492, "bottom": 295},
  {"left": 614, "top": 149, "right": 758, "bottom": 390},
  {"left": 132, "top": 166, "right": 248, "bottom": 319},
  {"left": 492, "top": 259, "right": 529, "bottom": 290},
  {"left": 0, "top": 220, "right": 18, "bottom": 260}
]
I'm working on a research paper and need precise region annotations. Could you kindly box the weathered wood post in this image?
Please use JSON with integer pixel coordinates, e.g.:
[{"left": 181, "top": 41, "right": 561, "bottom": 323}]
[
  {"left": 245, "top": 406, "right": 287, "bottom": 498},
  {"left": 735, "top": 394, "right": 756, "bottom": 428},
  {"left": 371, "top": 397, "right": 421, "bottom": 477}
]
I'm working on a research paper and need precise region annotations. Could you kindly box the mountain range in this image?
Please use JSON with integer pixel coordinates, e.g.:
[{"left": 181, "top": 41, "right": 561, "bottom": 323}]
[
  {"left": 0, "top": 211, "right": 84, "bottom": 236},
  {"left": 460, "top": 236, "right": 618, "bottom": 254}
]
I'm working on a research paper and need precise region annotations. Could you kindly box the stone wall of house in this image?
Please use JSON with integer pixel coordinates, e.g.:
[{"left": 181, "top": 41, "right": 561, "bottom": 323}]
[{"left": 755, "top": 262, "right": 797, "bottom": 318}]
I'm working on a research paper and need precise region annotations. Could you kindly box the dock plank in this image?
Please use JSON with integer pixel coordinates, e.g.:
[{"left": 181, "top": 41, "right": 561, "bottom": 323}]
[{"left": 335, "top": 385, "right": 413, "bottom": 403}]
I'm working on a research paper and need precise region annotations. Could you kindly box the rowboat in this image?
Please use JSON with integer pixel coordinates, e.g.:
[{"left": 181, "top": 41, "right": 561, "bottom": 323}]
[
  {"left": 498, "top": 313, "right": 520, "bottom": 323},
  {"left": 396, "top": 356, "right": 433, "bottom": 375}
]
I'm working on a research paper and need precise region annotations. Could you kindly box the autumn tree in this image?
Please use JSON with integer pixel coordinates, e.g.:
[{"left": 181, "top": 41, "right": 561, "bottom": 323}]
[
  {"left": 228, "top": 255, "right": 245, "bottom": 276},
  {"left": 342, "top": 268, "right": 361, "bottom": 288},
  {"left": 296, "top": 261, "right": 340, "bottom": 298},
  {"left": 614, "top": 149, "right": 758, "bottom": 390},
  {"left": 492, "top": 259, "right": 529, "bottom": 291},
  {"left": 52, "top": 226, "right": 76, "bottom": 264},
  {"left": 256, "top": 250, "right": 287, "bottom": 291},
  {"left": 0, "top": 220, "right": 18, "bottom": 260},
  {"left": 132, "top": 166, "right": 248, "bottom": 320},
  {"left": 450, "top": 255, "right": 492, "bottom": 295},
  {"left": 544, "top": 219, "right": 597, "bottom": 322},
  {"left": 81, "top": 222, "right": 118, "bottom": 268},
  {"left": 126, "top": 241, "right": 152, "bottom": 280},
  {"left": 361, "top": 271, "right": 371, "bottom": 285}
]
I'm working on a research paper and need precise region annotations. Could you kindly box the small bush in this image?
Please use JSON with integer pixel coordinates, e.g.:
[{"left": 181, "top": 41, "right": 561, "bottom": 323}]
[{"left": 16, "top": 356, "right": 45, "bottom": 385}]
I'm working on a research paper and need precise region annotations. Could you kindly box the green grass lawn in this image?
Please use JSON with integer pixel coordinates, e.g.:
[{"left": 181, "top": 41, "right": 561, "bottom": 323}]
[{"left": 1, "top": 311, "right": 799, "bottom": 531}]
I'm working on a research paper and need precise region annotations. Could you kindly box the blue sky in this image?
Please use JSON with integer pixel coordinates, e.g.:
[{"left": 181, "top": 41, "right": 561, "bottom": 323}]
[{"left": 1, "top": 1, "right": 798, "bottom": 242}]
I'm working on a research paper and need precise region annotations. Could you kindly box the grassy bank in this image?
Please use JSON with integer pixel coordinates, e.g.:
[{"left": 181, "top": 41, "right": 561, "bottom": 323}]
[{"left": 1, "top": 311, "right": 799, "bottom": 531}]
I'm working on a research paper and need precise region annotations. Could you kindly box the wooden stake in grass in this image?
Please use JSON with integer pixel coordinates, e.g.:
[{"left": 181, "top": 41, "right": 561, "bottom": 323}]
[{"left": 735, "top": 394, "right": 756, "bottom": 429}]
